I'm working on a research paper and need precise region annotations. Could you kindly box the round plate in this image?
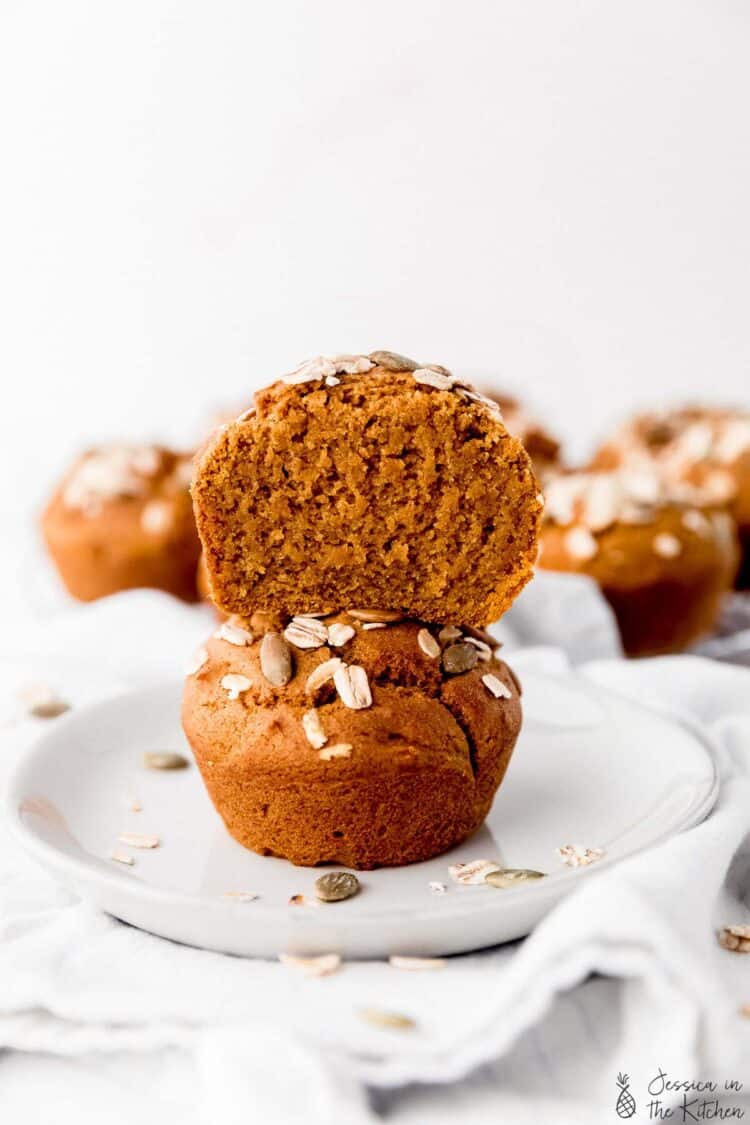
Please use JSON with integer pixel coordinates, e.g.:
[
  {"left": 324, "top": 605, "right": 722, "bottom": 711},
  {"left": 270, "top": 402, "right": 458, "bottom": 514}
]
[{"left": 4, "top": 671, "right": 718, "bottom": 959}]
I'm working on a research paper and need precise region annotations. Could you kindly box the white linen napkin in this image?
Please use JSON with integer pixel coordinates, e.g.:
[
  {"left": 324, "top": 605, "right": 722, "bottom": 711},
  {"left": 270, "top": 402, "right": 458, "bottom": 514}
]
[{"left": 1, "top": 586, "right": 749, "bottom": 1123}]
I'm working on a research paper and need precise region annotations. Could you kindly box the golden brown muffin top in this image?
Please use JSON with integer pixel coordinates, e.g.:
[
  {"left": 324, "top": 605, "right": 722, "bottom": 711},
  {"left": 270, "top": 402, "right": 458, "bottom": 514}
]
[
  {"left": 58, "top": 444, "right": 193, "bottom": 519},
  {"left": 539, "top": 467, "right": 738, "bottom": 586},
  {"left": 593, "top": 406, "right": 750, "bottom": 507},
  {"left": 183, "top": 611, "right": 522, "bottom": 868},
  {"left": 186, "top": 611, "right": 520, "bottom": 772}
]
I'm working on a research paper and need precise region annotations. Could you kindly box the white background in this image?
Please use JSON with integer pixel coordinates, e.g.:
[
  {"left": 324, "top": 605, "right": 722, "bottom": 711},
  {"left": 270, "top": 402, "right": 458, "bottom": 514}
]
[
  {"left": 1, "top": 7, "right": 750, "bottom": 1121},
  {"left": 1, "top": 0, "right": 749, "bottom": 510}
]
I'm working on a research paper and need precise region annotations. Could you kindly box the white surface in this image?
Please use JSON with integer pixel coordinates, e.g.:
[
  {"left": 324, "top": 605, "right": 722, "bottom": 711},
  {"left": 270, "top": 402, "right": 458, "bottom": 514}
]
[
  {"left": 5, "top": 671, "right": 718, "bottom": 958},
  {"left": 0, "top": 591, "right": 749, "bottom": 1125},
  {"left": 2, "top": 1, "right": 750, "bottom": 519}
]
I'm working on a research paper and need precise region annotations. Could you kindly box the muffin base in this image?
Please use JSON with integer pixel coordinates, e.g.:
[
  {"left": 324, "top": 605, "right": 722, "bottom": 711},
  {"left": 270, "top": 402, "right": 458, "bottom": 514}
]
[{"left": 182, "top": 615, "right": 522, "bottom": 868}]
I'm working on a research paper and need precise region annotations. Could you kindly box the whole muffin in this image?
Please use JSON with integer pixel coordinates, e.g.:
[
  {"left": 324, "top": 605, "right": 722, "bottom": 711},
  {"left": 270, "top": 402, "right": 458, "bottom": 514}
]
[
  {"left": 538, "top": 469, "right": 739, "bottom": 656},
  {"left": 182, "top": 613, "right": 522, "bottom": 869},
  {"left": 192, "top": 352, "right": 542, "bottom": 627},
  {"left": 42, "top": 444, "right": 201, "bottom": 602},
  {"left": 593, "top": 407, "right": 750, "bottom": 586}
]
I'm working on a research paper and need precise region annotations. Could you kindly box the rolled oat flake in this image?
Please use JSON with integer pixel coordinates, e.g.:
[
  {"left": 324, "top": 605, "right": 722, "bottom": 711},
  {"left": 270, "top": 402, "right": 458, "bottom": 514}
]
[
  {"left": 29, "top": 697, "right": 70, "bottom": 719},
  {"left": 346, "top": 608, "right": 403, "bottom": 624},
  {"left": 314, "top": 871, "right": 360, "bottom": 902},
  {"left": 18, "top": 683, "right": 70, "bottom": 719},
  {"left": 359, "top": 1007, "right": 416, "bottom": 1031}
]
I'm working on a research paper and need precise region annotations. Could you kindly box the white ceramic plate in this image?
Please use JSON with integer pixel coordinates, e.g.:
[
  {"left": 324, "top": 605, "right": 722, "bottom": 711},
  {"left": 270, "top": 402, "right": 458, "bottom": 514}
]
[{"left": 4, "top": 671, "right": 718, "bottom": 959}]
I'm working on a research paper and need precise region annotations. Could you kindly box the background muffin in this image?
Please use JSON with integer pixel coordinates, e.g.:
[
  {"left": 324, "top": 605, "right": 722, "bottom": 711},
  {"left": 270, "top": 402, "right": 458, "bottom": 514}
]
[
  {"left": 593, "top": 407, "right": 750, "bottom": 586},
  {"left": 193, "top": 352, "right": 542, "bottom": 627},
  {"left": 482, "top": 391, "right": 562, "bottom": 482},
  {"left": 42, "top": 444, "right": 201, "bottom": 602},
  {"left": 182, "top": 613, "right": 522, "bottom": 869},
  {"left": 538, "top": 468, "right": 739, "bottom": 656},
  {"left": 196, "top": 551, "right": 217, "bottom": 612}
]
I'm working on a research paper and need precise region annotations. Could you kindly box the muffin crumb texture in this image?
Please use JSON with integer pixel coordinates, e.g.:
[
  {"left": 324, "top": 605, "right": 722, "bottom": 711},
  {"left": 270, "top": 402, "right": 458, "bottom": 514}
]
[{"left": 193, "top": 360, "right": 542, "bottom": 627}]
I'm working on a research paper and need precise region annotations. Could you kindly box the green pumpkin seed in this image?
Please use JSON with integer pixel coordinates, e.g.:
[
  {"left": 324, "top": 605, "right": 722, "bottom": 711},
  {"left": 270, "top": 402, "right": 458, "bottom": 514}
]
[
  {"left": 143, "top": 751, "right": 189, "bottom": 771},
  {"left": 368, "top": 350, "right": 419, "bottom": 372},
  {"left": 484, "top": 868, "right": 546, "bottom": 889},
  {"left": 314, "top": 871, "right": 360, "bottom": 902},
  {"left": 442, "top": 642, "right": 478, "bottom": 675}
]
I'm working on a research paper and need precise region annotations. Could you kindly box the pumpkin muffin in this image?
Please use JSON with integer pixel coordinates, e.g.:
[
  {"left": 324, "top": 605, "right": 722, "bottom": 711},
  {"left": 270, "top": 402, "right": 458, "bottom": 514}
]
[
  {"left": 192, "top": 352, "right": 542, "bottom": 628},
  {"left": 538, "top": 469, "right": 739, "bottom": 656},
  {"left": 42, "top": 444, "right": 201, "bottom": 602},
  {"left": 182, "top": 613, "right": 522, "bottom": 869},
  {"left": 593, "top": 407, "right": 750, "bottom": 586}
]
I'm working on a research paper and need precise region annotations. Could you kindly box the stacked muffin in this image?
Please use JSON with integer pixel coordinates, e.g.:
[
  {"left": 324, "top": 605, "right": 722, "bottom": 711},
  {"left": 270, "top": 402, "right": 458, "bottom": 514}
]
[{"left": 181, "top": 351, "right": 543, "bottom": 868}]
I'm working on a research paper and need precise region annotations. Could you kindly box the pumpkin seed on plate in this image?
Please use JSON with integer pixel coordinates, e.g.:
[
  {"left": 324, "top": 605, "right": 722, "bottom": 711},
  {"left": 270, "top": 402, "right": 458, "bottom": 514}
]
[
  {"left": 143, "top": 751, "right": 189, "bottom": 771},
  {"left": 314, "top": 871, "right": 360, "bottom": 902},
  {"left": 484, "top": 868, "right": 546, "bottom": 889}
]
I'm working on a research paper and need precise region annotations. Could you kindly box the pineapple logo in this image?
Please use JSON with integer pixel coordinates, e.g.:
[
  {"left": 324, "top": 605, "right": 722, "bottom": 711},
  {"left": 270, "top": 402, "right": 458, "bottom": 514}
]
[{"left": 615, "top": 1072, "right": 636, "bottom": 1119}]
